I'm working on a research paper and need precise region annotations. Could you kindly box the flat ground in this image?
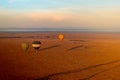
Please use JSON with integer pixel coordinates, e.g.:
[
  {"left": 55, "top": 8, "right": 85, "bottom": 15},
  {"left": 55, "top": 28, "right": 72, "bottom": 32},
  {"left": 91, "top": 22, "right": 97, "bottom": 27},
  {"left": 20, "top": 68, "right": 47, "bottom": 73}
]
[{"left": 0, "top": 32, "right": 120, "bottom": 80}]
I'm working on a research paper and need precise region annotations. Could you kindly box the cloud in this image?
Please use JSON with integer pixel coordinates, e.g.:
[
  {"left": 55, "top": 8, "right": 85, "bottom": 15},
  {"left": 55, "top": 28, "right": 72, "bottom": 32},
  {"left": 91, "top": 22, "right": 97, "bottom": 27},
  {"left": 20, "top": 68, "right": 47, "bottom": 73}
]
[
  {"left": 25, "top": 12, "right": 66, "bottom": 22},
  {"left": 0, "top": 8, "right": 120, "bottom": 29}
]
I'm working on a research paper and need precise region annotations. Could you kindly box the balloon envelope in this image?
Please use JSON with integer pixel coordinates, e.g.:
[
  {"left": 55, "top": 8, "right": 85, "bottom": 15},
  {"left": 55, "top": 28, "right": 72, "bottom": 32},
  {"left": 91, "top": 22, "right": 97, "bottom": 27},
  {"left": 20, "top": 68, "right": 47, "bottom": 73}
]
[
  {"left": 21, "top": 42, "right": 29, "bottom": 51},
  {"left": 59, "top": 34, "right": 64, "bottom": 40},
  {"left": 32, "top": 41, "right": 41, "bottom": 50}
]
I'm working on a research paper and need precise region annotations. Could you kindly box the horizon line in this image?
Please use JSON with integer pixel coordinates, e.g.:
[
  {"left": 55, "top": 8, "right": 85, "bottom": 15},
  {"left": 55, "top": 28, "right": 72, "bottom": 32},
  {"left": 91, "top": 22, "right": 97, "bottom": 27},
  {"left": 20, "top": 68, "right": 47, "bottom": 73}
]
[{"left": 1, "top": 28, "right": 120, "bottom": 33}]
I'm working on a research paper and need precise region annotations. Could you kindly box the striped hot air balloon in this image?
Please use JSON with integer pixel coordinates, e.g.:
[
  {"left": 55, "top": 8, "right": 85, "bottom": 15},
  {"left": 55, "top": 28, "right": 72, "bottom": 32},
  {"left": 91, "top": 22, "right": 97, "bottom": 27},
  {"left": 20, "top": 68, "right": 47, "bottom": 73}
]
[
  {"left": 32, "top": 41, "right": 41, "bottom": 53},
  {"left": 21, "top": 42, "right": 29, "bottom": 52}
]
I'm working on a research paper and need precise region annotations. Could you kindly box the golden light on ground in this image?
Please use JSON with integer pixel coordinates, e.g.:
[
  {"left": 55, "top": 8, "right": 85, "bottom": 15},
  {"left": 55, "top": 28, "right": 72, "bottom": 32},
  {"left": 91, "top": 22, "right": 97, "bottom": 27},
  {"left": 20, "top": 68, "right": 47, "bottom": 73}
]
[{"left": 1, "top": 32, "right": 120, "bottom": 80}]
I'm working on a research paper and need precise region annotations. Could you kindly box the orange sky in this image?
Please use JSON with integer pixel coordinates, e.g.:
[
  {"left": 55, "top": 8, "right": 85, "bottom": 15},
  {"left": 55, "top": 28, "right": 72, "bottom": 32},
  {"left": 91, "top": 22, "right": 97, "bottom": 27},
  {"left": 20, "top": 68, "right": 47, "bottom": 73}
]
[
  {"left": 0, "top": 0, "right": 120, "bottom": 31},
  {"left": 1, "top": 9, "right": 120, "bottom": 30}
]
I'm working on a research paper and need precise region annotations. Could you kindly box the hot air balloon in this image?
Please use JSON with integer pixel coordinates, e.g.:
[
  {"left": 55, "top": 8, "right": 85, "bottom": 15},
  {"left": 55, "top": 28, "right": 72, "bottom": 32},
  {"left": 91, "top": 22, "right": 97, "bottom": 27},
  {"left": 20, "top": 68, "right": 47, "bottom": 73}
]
[
  {"left": 59, "top": 34, "right": 64, "bottom": 41},
  {"left": 21, "top": 42, "right": 29, "bottom": 52},
  {"left": 32, "top": 41, "right": 41, "bottom": 53}
]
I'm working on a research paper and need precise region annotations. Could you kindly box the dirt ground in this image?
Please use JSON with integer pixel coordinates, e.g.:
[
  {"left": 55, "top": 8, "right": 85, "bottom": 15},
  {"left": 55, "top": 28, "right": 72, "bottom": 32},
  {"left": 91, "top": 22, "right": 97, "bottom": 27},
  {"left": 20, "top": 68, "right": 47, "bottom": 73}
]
[{"left": 0, "top": 32, "right": 120, "bottom": 80}]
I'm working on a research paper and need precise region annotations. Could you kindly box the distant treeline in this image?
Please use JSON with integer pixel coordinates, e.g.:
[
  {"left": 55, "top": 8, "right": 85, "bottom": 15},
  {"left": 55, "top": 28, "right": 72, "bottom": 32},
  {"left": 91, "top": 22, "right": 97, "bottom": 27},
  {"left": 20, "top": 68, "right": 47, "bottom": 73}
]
[
  {"left": 0, "top": 37, "right": 21, "bottom": 38},
  {"left": 0, "top": 36, "right": 56, "bottom": 39}
]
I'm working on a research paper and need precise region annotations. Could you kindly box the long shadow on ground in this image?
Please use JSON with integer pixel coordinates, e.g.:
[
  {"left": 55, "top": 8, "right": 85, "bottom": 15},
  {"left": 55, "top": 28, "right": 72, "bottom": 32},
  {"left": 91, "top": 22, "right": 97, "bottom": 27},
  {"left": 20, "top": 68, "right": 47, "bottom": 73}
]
[
  {"left": 79, "top": 64, "right": 120, "bottom": 80},
  {"left": 70, "top": 40, "right": 87, "bottom": 42},
  {"left": 68, "top": 45, "right": 84, "bottom": 51},
  {"left": 40, "top": 45, "right": 61, "bottom": 51},
  {"left": 34, "top": 59, "right": 120, "bottom": 80}
]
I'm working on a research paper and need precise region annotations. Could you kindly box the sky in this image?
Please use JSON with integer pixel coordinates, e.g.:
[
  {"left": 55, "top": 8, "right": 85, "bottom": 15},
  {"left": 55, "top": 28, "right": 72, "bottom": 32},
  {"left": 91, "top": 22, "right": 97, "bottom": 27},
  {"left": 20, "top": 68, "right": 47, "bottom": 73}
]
[{"left": 0, "top": 0, "right": 120, "bottom": 31}]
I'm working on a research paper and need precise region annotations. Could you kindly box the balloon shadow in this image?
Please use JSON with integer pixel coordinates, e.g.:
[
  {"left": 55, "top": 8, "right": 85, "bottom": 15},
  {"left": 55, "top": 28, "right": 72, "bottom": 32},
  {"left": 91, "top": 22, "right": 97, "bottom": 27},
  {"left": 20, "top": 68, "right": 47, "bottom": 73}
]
[
  {"left": 70, "top": 40, "right": 87, "bottom": 42},
  {"left": 68, "top": 45, "right": 84, "bottom": 51},
  {"left": 40, "top": 44, "right": 61, "bottom": 51}
]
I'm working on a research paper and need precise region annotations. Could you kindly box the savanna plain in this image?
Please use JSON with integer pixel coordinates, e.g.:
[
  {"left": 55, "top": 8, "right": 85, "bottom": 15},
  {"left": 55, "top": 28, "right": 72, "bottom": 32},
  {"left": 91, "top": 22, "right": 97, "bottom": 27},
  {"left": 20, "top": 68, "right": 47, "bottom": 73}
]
[{"left": 0, "top": 32, "right": 120, "bottom": 80}]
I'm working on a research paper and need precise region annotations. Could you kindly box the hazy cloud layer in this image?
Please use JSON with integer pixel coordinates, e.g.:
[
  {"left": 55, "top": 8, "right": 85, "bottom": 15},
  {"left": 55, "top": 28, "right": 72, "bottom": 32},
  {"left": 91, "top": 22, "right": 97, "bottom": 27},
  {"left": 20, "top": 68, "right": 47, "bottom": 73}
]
[{"left": 0, "top": 0, "right": 120, "bottom": 31}]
